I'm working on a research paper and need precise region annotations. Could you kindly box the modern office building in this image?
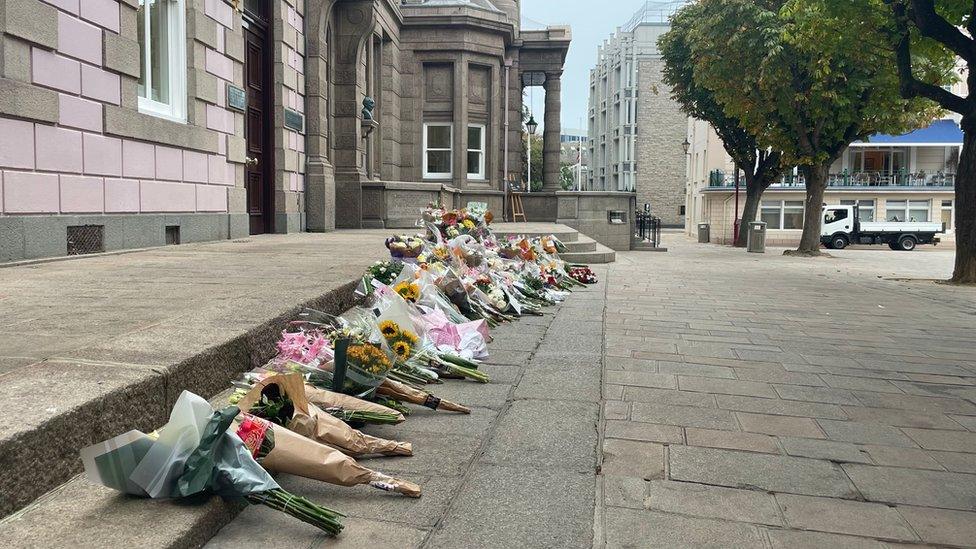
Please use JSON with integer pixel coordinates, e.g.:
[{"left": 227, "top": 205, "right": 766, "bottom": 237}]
[
  {"left": 685, "top": 118, "right": 962, "bottom": 246},
  {"left": 0, "top": 0, "right": 572, "bottom": 262},
  {"left": 586, "top": 1, "right": 687, "bottom": 226}
]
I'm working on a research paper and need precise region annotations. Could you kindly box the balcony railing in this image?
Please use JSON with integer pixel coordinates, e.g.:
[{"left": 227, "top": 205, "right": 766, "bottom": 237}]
[{"left": 706, "top": 170, "right": 956, "bottom": 189}]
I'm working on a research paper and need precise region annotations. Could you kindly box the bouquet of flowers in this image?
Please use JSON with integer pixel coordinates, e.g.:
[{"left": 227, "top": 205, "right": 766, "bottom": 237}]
[
  {"left": 569, "top": 266, "right": 597, "bottom": 285},
  {"left": 81, "top": 391, "right": 345, "bottom": 535},
  {"left": 385, "top": 235, "right": 426, "bottom": 259},
  {"left": 235, "top": 374, "right": 412, "bottom": 457},
  {"left": 234, "top": 412, "right": 421, "bottom": 498}
]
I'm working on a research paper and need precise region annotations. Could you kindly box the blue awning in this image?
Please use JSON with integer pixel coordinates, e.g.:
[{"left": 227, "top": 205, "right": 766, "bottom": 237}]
[{"left": 855, "top": 119, "right": 963, "bottom": 146}]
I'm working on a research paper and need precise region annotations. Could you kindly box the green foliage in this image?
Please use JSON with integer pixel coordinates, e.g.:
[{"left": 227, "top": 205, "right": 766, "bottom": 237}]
[
  {"left": 560, "top": 164, "right": 575, "bottom": 190},
  {"left": 688, "top": 0, "right": 943, "bottom": 168},
  {"left": 521, "top": 134, "right": 543, "bottom": 191}
]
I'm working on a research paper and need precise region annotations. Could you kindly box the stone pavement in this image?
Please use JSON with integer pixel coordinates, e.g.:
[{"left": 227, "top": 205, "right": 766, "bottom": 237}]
[{"left": 598, "top": 236, "right": 976, "bottom": 548}]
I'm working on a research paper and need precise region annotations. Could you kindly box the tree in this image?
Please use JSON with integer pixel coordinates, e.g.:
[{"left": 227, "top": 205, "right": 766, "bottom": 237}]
[
  {"left": 521, "top": 134, "right": 543, "bottom": 192},
  {"left": 691, "top": 0, "right": 941, "bottom": 255},
  {"left": 560, "top": 164, "right": 575, "bottom": 190},
  {"left": 888, "top": 0, "right": 975, "bottom": 284},
  {"left": 660, "top": 2, "right": 785, "bottom": 247}
]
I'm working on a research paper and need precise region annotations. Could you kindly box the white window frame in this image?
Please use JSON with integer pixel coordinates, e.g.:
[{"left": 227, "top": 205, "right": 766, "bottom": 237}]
[
  {"left": 137, "top": 0, "right": 187, "bottom": 123},
  {"left": 423, "top": 122, "right": 453, "bottom": 179},
  {"left": 886, "top": 199, "right": 931, "bottom": 222},
  {"left": 941, "top": 199, "right": 954, "bottom": 230},
  {"left": 466, "top": 124, "right": 486, "bottom": 180},
  {"left": 760, "top": 200, "right": 805, "bottom": 230},
  {"left": 840, "top": 199, "right": 876, "bottom": 222}
]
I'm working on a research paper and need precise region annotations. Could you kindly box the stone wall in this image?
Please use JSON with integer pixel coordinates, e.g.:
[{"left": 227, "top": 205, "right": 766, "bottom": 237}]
[
  {"left": 274, "top": 0, "right": 309, "bottom": 233},
  {"left": 635, "top": 58, "right": 686, "bottom": 227}
]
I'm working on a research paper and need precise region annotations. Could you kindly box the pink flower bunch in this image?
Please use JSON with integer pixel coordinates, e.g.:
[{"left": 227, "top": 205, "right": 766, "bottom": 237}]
[{"left": 275, "top": 329, "right": 333, "bottom": 365}]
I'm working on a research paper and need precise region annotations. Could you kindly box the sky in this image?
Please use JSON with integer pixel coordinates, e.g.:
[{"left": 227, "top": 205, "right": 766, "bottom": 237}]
[{"left": 520, "top": 0, "right": 655, "bottom": 135}]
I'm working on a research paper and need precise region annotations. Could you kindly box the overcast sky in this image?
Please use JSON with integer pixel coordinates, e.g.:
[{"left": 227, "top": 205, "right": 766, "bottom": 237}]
[{"left": 520, "top": 0, "right": 654, "bottom": 134}]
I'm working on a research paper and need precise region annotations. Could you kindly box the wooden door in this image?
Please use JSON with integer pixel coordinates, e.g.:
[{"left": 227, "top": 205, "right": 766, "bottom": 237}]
[{"left": 244, "top": 13, "right": 273, "bottom": 235}]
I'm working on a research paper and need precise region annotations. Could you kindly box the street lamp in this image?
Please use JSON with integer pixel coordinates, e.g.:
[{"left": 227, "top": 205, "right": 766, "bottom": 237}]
[
  {"left": 526, "top": 115, "right": 538, "bottom": 193},
  {"left": 681, "top": 137, "right": 691, "bottom": 155}
]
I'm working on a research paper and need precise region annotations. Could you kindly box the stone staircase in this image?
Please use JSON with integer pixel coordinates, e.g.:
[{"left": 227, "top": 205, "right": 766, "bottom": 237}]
[{"left": 492, "top": 223, "right": 617, "bottom": 264}]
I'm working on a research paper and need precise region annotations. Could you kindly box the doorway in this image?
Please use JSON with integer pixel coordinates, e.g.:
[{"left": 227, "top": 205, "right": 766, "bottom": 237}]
[{"left": 243, "top": 2, "right": 274, "bottom": 234}]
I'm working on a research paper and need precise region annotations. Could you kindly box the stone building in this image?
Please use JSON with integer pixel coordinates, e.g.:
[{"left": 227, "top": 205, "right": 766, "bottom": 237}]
[
  {"left": 0, "top": 0, "right": 573, "bottom": 262},
  {"left": 586, "top": 1, "right": 687, "bottom": 227}
]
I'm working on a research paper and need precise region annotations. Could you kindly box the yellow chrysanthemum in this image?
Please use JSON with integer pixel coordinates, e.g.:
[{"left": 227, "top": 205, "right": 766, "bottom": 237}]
[
  {"left": 462, "top": 219, "right": 476, "bottom": 229},
  {"left": 379, "top": 320, "right": 400, "bottom": 337}
]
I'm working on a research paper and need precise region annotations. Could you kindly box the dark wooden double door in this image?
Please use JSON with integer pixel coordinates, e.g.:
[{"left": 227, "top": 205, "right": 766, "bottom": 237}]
[{"left": 244, "top": 8, "right": 273, "bottom": 235}]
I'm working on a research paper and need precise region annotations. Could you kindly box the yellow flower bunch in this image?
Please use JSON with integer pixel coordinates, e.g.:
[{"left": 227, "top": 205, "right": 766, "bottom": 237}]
[
  {"left": 379, "top": 319, "right": 400, "bottom": 337},
  {"left": 379, "top": 321, "right": 420, "bottom": 361},
  {"left": 346, "top": 343, "right": 392, "bottom": 375},
  {"left": 393, "top": 281, "right": 420, "bottom": 302},
  {"left": 433, "top": 246, "right": 449, "bottom": 259},
  {"left": 392, "top": 340, "right": 412, "bottom": 359},
  {"left": 462, "top": 218, "right": 476, "bottom": 230}
]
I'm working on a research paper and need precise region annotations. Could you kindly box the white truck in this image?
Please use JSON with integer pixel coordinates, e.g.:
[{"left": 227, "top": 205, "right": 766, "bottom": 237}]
[{"left": 820, "top": 205, "right": 944, "bottom": 251}]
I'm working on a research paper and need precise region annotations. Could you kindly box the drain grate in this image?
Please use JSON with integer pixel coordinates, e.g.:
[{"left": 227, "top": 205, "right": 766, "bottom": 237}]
[{"left": 66, "top": 225, "right": 105, "bottom": 256}]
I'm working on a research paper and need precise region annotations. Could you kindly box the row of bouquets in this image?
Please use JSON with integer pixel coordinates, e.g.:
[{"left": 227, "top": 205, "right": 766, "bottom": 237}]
[{"left": 81, "top": 374, "right": 423, "bottom": 537}]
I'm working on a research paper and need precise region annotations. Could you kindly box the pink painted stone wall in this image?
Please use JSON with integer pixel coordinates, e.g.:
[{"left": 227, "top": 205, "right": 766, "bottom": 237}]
[{"left": 1, "top": 0, "right": 251, "bottom": 217}]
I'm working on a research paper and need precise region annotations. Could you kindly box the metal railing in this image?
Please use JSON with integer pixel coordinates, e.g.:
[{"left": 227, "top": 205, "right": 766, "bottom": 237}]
[
  {"left": 707, "top": 170, "right": 956, "bottom": 189},
  {"left": 634, "top": 211, "right": 662, "bottom": 248}
]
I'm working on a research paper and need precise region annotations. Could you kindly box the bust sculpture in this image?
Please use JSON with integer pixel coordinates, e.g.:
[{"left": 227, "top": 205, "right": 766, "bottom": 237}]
[{"left": 362, "top": 96, "right": 375, "bottom": 121}]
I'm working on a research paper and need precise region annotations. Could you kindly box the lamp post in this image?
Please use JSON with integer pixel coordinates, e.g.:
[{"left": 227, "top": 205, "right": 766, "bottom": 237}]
[{"left": 526, "top": 115, "right": 538, "bottom": 193}]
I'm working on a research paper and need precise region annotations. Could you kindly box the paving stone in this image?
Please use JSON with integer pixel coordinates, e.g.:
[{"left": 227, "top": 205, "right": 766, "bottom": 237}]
[
  {"left": 601, "top": 439, "right": 665, "bottom": 479},
  {"left": 860, "top": 444, "right": 942, "bottom": 470},
  {"left": 604, "top": 420, "right": 684, "bottom": 444},
  {"left": 668, "top": 445, "right": 857, "bottom": 498},
  {"left": 774, "top": 384, "right": 861, "bottom": 406},
  {"left": 779, "top": 437, "right": 872, "bottom": 464},
  {"left": 775, "top": 493, "right": 917, "bottom": 541},
  {"left": 736, "top": 412, "right": 826, "bottom": 439},
  {"left": 902, "top": 427, "right": 976, "bottom": 453},
  {"left": 896, "top": 505, "right": 976, "bottom": 547},
  {"left": 928, "top": 450, "right": 976, "bottom": 474},
  {"left": 603, "top": 475, "right": 646, "bottom": 509},
  {"left": 604, "top": 370, "right": 677, "bottom": 389},
  {"left": 605, "top": 508, "right": 763, "bottom": 548},
  {"left": 843, "top": 463, "right": 976, "bottom": 510},
  {"left": 735, "top": 368, "right": 826, "bottom": 386},
  {"left": 433, "top": 381, "right": 513, "bottom": 410},
  {"left": 631, "top": 403, "right": 735, "bottom": 430},
  {"left": 604, "top": 400, "right": 630, "bottom": 421},
  {"left": 765, "top": 528, "right": 885, "bottom": 549},
  {"left": 657, "top": 361, "right": 735, "bottom": 379},
  {"left": 623, "top": 386, "right": 716, "bottom": 407},
  {"left": 678, "top": 376, "right": 778, "bottom": 398},
  {"left": 843, "top": 406, "right": 963, "bottom": 430},
  {"left": 481, "top": 399, "right": 599, "bottom": 473},
  {"left": 356, "top": 431, "right": 483, "bottom": 478},
  {"left": 853, "top": 391, "right": 976, "bottom": 415},
  {"left": 514, "top": 367, "right": 600, "bottom": 402},
  {"left": 817, "top": 420, "right": 918, "bottom": 447},
  {"left": 604, "top": 357, "right": 658, "bottom": 373},
  {"left": 820, "top": 374, "right": 904, "bottom": 393},
  {"left": 715, "top": 394, "right": 848, "bottom": 420},
  {"left": 643, "top": 480, "right": 783, "bottom": 526},
  {"left": 484, "top": 349, "right": 533, "bottom": 366},
  {"left": 683, "top": 425, "right": 780, "bottom": 453},
  {"left": 425, "top": 465, "right": 594, "bottom": 549}
]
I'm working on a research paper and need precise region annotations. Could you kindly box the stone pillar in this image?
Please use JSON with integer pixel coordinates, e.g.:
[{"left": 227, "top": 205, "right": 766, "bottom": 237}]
[{"left": 542, "top": 71, "right": 562, "bottom": 191}]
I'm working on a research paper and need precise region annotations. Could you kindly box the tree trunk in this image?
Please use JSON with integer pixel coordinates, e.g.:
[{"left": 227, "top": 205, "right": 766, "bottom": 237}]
[
  {"left": 791, "top": 163, "right": 829, "bottom": 256},
  {"left": 953, "top": 117, "right": 976, "bottom": 284},
  {"left": 736, "top": 174, "right": 764, "bottom": 248}
]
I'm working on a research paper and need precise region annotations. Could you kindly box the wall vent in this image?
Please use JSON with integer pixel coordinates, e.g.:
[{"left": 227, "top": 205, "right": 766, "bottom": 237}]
[
  {"left": 165, "top": 225, "right": 181, "bottom": 245},
  {"left": 66, "top": 225, "right": 105, "bottom": 256}
]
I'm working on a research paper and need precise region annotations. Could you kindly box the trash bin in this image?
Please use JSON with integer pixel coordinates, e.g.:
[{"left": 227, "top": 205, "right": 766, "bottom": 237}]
[
  {"left": 697, "top": 223, "right": 710, "bottom": 243},
  {"left": 747, "top": 221, "right": 767, "bottom": 253}
]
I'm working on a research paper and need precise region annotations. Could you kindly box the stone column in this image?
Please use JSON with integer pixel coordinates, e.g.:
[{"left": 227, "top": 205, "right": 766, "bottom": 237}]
[{"left": 542, "top": 71, "right": 562, "bottom": 191}]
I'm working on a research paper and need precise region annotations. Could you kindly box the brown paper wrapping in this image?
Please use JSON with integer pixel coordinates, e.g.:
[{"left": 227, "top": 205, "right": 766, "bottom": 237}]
[
  {"left": 238, "top": 374, "right": 413, "bottom": 457},
  {"left": 378, "top": 378, "right": 471, "bottom": 414},
  {"left": 304, "top": 385, "right": 406, "bottom": 423},
  {"left": 255, "top": 421, "right": 421, "bottom": 497}
]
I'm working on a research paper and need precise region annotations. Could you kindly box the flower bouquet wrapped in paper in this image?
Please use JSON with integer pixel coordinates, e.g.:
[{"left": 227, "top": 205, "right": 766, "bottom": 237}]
[
  {"left": 81, "top": 391, "right": 344, "bottom": 535},
  {"left": 235, "top": 413, "right": 420, "bottom": 498},
  {"left": 236, "top": 374, "right": 412, "bottom": 457},
  {"left": 378, "top": 377, "right": 471, "bottom": 414}
]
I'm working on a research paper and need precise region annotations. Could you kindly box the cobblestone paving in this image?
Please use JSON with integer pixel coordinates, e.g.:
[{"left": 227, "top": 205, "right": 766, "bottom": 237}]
[{"left": 597, "top": 236, "right": 976, "bottom": 548}]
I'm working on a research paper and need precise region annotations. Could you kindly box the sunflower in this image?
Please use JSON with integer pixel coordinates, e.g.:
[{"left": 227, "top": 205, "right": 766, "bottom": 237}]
[
  {"left": 392, "top": 340, "right": 411, "bottom": 358},
  {"left": 393, "top": 281, "right": 420, "bottom": 301},
  {"left": 379, "top": 320, "right": 400, "bottom": 337},
  {"left": 399, "top": 329, "right": 419, "bottom": 346}
]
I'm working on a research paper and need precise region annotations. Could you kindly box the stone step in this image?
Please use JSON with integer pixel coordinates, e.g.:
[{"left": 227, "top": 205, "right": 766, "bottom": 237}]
[
  {"left": 560, "top": 242, "right": 616, "bottom": 264},
  {"left": 491, "top": 222, "right": 580, "bottom": 243},
  {"left": 562, "top": 235, "right": 598, "bottom": 253}
]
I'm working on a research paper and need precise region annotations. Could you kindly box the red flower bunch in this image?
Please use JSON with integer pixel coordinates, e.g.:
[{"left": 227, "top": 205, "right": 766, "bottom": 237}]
[{"left": 569, "top": 266, "right": 597, "bottom": 285}]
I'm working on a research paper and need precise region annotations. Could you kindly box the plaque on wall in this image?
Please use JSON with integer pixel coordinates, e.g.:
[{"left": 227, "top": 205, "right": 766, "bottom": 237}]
[
  {"left": 226, "top": 85, "right": 246, "bottom": 112},
  {"left": 284, "top": 107, "right": 305, "bottom": 133}
]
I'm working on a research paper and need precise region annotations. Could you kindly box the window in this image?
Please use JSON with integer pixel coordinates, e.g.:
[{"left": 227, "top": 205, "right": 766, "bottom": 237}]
[
  {"left": 423, "top": 123, "right": 452, "bottom": 179},
  {"left": 137, "top": 0, "right": 186, "bottom": 122},
  {"left": 886, "top": 199, "right": 930, "bottom": 222},
  {"left": 824, "top": 208, "right": 848, "bottom": 224},
  {"left": 942, "top": 200, "right": 954, "bottom": 230},
  {"left": 761, "top": 200, "right": 805, "bottom": 229},
  {"left": 466, "top": 125, "right": 485, "bottom": 179},
  {"left": 840, "top": 199, "right": 875, "bottom": 222}
]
